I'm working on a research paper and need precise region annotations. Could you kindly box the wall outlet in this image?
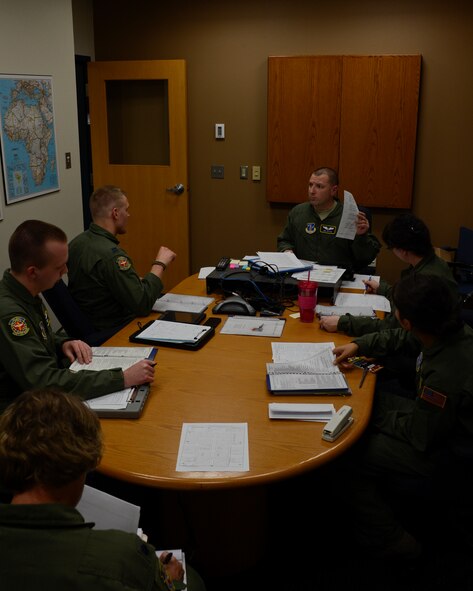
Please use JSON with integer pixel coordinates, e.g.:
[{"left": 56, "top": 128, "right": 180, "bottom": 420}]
[{"left": 252, "top": 165, "right": 261, "bottom": 181}]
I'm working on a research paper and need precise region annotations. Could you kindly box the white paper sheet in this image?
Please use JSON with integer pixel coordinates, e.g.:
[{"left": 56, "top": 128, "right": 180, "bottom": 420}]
[
  {"left": 77, "top": 484, "right": 141, "bottom": 533},
  {"left": 152, "top": 293, "right": 214, "bottom": 312},
  {"left": 341, "top": 273, "right": 381, "bottom": 290},
  {"left": 220, "top": 316, "right": 285, "bottom": 337},
  {"left": 336, "top": 190, "right": 359, "bottom": 240},
  {"left": 176, "top": 423, "right": 249, "bottom": 472},
  {"left": 334, "top": 292, "right": 391, "bottom": 312},
  {"left": 268, "top": 403, "right": 335, "bottom": 421},
  {"left": 271, "top": 342, "right": 335, "bottom": 363}
]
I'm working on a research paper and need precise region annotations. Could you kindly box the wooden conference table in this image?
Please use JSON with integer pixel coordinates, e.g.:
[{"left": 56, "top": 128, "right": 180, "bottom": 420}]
[{"left": 98, "top": 274, "right": 376, "bottom": 491}]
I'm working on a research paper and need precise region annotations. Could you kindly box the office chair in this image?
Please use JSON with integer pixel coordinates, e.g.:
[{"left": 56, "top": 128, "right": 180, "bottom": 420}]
[
  {"left": 436, "top": 227, "right": 473, "bottom": 327},
  {"left": 42, "top": 279, "right": 119, "bottom": 346}
]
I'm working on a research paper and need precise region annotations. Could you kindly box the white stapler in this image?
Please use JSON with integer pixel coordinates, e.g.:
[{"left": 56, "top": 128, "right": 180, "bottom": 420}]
[{"left": 322, "top": 405, "right": 354, "bottom": 442}]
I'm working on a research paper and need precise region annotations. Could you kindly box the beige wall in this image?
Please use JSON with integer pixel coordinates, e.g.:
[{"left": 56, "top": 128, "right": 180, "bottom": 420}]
[
  {"left": 93, "top": 0, "right": 473, "bottom": 284},
  {"left": 0, "top": 0, "right": 83, "bottom": 274}
]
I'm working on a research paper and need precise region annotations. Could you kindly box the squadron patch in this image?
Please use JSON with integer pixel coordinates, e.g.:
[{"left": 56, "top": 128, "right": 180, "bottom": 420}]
[
  {"left": 320, "top": 224, "right": 336, "bottom": 235},
  {"left": 420, "top": 386, "right": 447, "bottom": 409},
  {"left": 305, "top": 223, "right": 316, "bottom": 234},
  {"left": 9, "top": 316, "right": 30, "bottom": 337},
  {"left": 116, "top": 256, "right": 131, "bottom": 271}
]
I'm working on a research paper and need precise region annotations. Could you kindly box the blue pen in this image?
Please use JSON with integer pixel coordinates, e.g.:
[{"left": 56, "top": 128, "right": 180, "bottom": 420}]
[{"left": 147, "top": 347, "right": 158, "bottom": 365}]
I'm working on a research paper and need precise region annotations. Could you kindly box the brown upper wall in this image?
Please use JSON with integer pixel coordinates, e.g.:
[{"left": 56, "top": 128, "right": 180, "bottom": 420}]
[{"left": 92, "top": 0, "right": 473, "bottom": 284}]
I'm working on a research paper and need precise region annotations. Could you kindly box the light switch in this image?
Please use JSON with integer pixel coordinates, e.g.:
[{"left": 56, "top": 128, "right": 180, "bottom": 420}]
[{"left": 215, "top": 123, "right": 225, "bottom": 140}]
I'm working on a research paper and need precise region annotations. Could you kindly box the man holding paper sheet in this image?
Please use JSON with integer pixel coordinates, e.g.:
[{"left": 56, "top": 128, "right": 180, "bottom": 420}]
[
  {"left": 277, "top": 167, "right": 380, "bottom": 272},
  {"left": 0, "top": 221, "right": 155, "bottom": 413},
  {"left": 0, "top": 389, "right": 205, "bottom": 590},
  {"left": 68, "top": 185, "right": 177, "bottom": 333}
]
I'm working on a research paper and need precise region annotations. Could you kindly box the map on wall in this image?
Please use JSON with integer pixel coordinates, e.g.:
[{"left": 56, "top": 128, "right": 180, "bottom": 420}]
[{"left": 0, "top": 74, "right": 59, "bottom": 204}]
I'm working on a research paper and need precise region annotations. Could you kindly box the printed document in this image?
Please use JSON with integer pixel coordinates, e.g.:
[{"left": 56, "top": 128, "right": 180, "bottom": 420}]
[
  {"left": 220, "top": 316, "right": 285, "bottom": 337},
  {"left": 341, "top": 273, "right": 381, "bottom": 290},
  {"left": 336, "top": 190, "right": 359, "bottom": 240},
  {"left": 335, "top": 292, "right": 391, "bottom": 312},
  {"left": 176, "top": 423, "right": 249, "bottom": 472},
  {"left": 77, "top": 484, "right": 140, "bottom": 533},
  {"left": 138, "top": 320, "right": 211, "bottom": 343},
  {"left": 292, "top": 264, "right": 346, "bottom": 285},
  {"left": 271, "top": 341, "right": 335, "bottom": 363},
  {"left": 152, "top": 293, "right": 214, "bottom": 313},
  {"left": 255, "top": 251, "right": 310, "bottom": 272}
]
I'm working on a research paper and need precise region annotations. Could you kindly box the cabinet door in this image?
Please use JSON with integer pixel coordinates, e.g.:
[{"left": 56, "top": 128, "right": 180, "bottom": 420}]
[
  {"left": 339, "top": 55, "right": 421, "bottom": 208},
  {"left": 266, "top": 55, "right": 421, "bottom": 208},
  {"left": 267, "top": 56, "right": 342, "bottom": 203}
]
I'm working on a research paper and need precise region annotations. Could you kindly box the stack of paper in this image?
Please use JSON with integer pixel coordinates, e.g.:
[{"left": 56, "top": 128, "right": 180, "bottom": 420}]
[
  {"left": 152, "top": 293, "right": 214, "bottom": 313},
  {"left": 269, "top": 403, "right": 335, "bottom": 421},
  {"left": 220, "top": 316, "right": 285, "bottom": 337}
]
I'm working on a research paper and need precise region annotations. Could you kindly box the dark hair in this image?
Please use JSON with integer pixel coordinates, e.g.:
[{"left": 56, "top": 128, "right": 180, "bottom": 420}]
[
  {"left": 9, "top": 220, "right": 67, "bottom": 273},
  {"left": 393, "top": 274, "right": 462, "bottom": 337},
  {"left": 312, "top": 167, "right": 339, "bottom": 186},
  {"left": 382, "top": 214, "right": 432, "bottom": 257},
  {"left": 0, "top": 389, "right": 102, "bottom": 493}
]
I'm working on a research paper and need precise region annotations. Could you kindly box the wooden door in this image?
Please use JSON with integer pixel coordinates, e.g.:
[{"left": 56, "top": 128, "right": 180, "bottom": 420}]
[{"left": 87, "top": 60, "right": 189, "bottom": 290}]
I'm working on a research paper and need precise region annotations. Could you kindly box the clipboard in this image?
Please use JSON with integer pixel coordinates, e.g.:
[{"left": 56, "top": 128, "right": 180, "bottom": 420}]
[
  {"left": 89, "top": 384, "right": 150, "bottom": 419},
  {"left": 129, "top": 317, "right": 218, "bottom": 350}
]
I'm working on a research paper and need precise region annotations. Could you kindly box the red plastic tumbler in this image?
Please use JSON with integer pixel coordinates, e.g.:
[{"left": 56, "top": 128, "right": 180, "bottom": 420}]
[{"left": 297, "top": 280, "right": 318, "bottom": 322}]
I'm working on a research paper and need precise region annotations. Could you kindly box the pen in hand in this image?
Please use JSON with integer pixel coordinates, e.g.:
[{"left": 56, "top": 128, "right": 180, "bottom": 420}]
[{"left": 359, "top": 367, "right": 369, "bottom": 388}]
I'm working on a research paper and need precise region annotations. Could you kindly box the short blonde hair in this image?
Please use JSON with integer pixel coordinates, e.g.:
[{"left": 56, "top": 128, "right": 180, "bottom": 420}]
[
  {"left": 89, "top": 185, "right": 126, "bottom": 220},
  {"left": 0, "top": 389, "right": 103, "bottom": 493}
]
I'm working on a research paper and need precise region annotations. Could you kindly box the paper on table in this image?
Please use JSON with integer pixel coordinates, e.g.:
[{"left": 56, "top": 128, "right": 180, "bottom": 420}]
[
  {"left": 271, "top": 341, "right": 335, "bottom": 363},
  {"left": 316, "top": 304, "right": 376, "bottom": 317},
  {"left": 176, "top": 423, "right": 249, "bottom": 472},
  {"left": 336, "top": 190, "right": 359, "bottom": 240},
  {"left": 77, "top": 484, "right": 141, "bottom": 533},
  {"left": 255, "top": 251, "right": 310, "bottom": 271},
  {"left": 341, "top": 273, "right": 381, "bottom": 290},
  {"left": 220, "top": 316, "right": 285, "bottom": 337},
  {"left": 152, "top": 293, "right": 214, "bottom": 313},
  {"left": 269, "top": 403, "right": 335, "bottom": 421},
  {"left": 292, "top": 265, "right": 346, "bottom": 284},
  {"left": 198, "top": 266, "right": 215, "bottom": 279},
  {"left": 267, "top": 348, "right": 339, "bottom": 374},
  {"left": 138, "top": 320, "right": 211, "bottom": 343},
  {"left": 335, "top": 292, "right": 391, "bottom": 312}
]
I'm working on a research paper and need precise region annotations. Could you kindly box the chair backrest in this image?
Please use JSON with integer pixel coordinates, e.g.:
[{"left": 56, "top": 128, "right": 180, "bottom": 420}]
[
  {"left": 42, "top": 279, "right": 117, "bottom": 346},
  {"left": 457, "top": 227, "right": 473, "bottom": 265}
]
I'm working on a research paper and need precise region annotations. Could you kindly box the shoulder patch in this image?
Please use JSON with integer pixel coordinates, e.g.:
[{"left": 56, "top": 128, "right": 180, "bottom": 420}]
[
  {"left": 116, "top": 255, "right": 132, "bottom": 271},
  {"left": 420, "top": 385, "right": 447, "bottom": 409},
  {"left": 9, "top": 316, "right": 30, "bottom": 337}
]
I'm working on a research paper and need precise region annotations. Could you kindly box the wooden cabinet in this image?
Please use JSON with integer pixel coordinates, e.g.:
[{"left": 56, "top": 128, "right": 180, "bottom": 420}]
[{"left": 267, "top": 55, "right": 421, "bottom": 208}]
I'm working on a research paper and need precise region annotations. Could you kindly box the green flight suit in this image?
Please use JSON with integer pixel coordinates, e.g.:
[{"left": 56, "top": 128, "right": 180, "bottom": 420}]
[
  {"left": 0, "top": 503, "right": 201, "bottom": 591},
  {"left": 346, "top": 324, "right": 473, "bottom": 550},
  {"left": 337, "top": 251, "right": 458, "bottom": 336},
  {"left": 277, "top": 201, "right": 381, "bottom": 271},
  {"left": 0, "top": 270, "right": 124, "bottom": 413},
  {"left": 68, "top": 224, "right": 164, "bottom": 331}
]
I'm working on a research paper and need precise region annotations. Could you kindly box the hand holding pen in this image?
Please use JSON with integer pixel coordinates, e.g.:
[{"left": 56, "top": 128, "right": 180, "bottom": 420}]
[{"left": 362, "top": 277, "right": 379, "bottom": 294}]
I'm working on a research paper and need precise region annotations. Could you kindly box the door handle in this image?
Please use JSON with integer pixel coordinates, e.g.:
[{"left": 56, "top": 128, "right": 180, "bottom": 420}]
[{"left": 166, "top": 183, "right": 185, "bottom": 195}]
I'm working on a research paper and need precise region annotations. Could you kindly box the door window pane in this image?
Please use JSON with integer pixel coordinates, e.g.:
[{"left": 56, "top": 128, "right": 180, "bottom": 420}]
[{"left": 106, "top": 79, "right": 170, "bottom": 165}]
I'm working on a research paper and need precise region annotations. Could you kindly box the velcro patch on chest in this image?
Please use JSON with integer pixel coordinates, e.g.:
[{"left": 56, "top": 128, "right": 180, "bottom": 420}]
[
  {"left": 420, "top": 385, "right": 447, "bottom": 409},
  {"left": 116, "top": 255, "right": 131, "bottom": 271},
  {"left": 320, "top": 224, "right": 337, "bottom": 235},
  {"left": 9, "top": 316, "right": 30, "bottom": 336},
  {"left": 305, "top": 223, "right": 316, "bottom": 234}
]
